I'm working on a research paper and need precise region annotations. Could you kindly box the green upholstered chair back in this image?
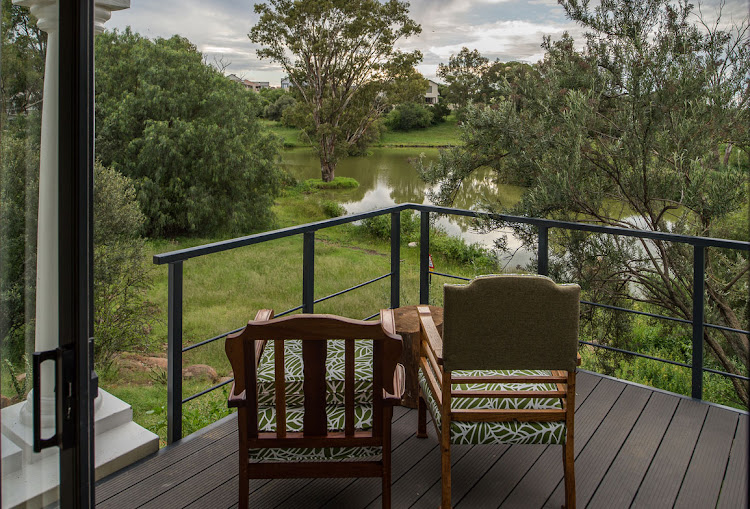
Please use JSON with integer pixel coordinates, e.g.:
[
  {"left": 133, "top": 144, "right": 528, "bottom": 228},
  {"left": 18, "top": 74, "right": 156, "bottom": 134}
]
[{"left": 442, "top": 274, "right": 580, "bottom": 372}]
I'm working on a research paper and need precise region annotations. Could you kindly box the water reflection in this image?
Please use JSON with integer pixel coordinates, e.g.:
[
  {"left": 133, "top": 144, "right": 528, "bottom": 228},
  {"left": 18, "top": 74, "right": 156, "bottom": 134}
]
[{"left": 281, "top": 148, "right": 532, "bottom": 268}]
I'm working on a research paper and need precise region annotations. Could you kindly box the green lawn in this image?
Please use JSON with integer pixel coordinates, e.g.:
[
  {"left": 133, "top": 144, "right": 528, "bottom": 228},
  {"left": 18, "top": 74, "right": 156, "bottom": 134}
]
[
  {"left": 262, "top": 114, "right": 462, "bottom": 149},
  {"left": 101, "top": 189, "right": 495, "bottom": 445}
]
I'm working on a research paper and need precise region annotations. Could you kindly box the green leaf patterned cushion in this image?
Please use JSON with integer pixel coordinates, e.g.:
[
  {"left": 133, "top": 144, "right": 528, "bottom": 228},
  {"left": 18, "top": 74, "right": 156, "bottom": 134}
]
[
  {"left": 257, "top": 339, "right": 373, "bottom": 406},
  {"left": 257, "top": 404, "right": 373, "bottom": 433},
  {"left": 249, "top": 445, "right": 381, "bottom": 462},
  {"left": 250, "top": 404, "right": 378, "bottom": 462},
  {"left": 418, "top": 368, "right": 566, "bottom": 446}
]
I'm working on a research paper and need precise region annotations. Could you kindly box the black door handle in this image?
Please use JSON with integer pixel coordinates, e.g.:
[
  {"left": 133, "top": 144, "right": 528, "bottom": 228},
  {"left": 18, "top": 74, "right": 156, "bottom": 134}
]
[{"left": 32, "top": 348, "right": 62, "bottom": 452}]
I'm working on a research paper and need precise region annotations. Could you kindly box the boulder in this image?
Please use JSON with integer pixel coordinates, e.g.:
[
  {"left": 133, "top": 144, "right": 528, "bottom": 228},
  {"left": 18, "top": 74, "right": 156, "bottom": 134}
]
[
  {"left": 182, "top": 364, "right": 218, "bottom": 381},
  {"left": 1, "top": 394, "right": 13, "bottom": 408},
  {"left": 408, "top": 241, "right": 418, "bottom": 248}
]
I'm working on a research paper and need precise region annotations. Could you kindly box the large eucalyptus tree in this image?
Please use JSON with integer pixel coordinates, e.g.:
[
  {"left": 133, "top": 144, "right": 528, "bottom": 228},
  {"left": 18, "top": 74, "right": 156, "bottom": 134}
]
[{"left": 250, "top": 0, "right": 425, "bottom": 181}]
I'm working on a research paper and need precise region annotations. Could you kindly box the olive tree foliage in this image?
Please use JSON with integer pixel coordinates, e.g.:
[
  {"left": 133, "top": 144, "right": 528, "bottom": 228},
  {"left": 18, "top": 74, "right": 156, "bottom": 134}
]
[
  {"left": 418, "top": 0, "right": 750, "bottom": 406},
  {"left": 93, "top": 163, "right": 157, "bottom": 373},
  {"left": 95, "top": 29, "right": 282, "bottom": 236},
  {"left": 250, "top": 0, "right": 425, "bottom": 181}
]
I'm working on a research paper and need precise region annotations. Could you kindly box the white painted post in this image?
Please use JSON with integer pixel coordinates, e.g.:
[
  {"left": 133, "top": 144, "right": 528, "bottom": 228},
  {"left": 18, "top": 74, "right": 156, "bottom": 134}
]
[{"left": 13, "top": 0, "right": 130, "bottom": 428}]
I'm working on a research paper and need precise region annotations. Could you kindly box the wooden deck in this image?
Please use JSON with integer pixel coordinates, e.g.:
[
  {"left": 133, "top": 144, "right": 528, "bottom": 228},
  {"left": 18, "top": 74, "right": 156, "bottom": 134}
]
[{"left": 96, "top": 371, "right": 748, "bottom": 508}]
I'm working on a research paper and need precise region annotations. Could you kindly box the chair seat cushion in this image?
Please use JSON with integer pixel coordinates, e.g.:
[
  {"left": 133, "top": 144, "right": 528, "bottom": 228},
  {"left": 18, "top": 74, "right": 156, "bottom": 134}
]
[
  {"left": 250, "top": 404, "right": 378, "bottom": 462},
  {"left": 418, "top": 368, "right": 566, "bottom": 446},
  {"left": 249, "top": 445, "right": 381, "bottom": 462},
  {"left": 257, "top": 339, "right": 373, "bottom": 406}
]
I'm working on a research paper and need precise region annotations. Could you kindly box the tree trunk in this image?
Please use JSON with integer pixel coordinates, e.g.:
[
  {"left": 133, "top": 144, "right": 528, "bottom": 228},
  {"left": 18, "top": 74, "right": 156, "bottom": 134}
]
[
  {"left": 319, "top": 135, "right": 336, "bottom": 182},
  {"left": 320, "top": 160, "right": 335, "bottom": 182}
]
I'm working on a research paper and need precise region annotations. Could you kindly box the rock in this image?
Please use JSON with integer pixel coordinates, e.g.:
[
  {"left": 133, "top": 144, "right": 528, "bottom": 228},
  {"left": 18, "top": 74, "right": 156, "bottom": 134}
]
[
  {"left": 408, "top": 242, "right": 418, "bottom": 248},
  {"left": 182, "top": 364, "right": 218, "bottom": 381},
  {"left": 1, "top": 394, "right": 13, "bottom": 408},
  {"left": 143, "top": 357, "right": 168, "bottom": 369}
]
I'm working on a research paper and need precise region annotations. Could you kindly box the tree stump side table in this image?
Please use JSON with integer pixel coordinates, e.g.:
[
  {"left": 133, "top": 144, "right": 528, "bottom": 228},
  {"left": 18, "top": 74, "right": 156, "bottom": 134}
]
[{"left": 393, "top": 305, "right": 444, "bottom": 408}]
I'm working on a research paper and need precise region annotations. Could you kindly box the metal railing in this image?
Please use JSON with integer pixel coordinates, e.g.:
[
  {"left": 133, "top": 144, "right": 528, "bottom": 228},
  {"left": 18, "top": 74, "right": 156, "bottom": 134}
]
[{"left": 153, "top": 203, "right": 750, "bottom": 444}]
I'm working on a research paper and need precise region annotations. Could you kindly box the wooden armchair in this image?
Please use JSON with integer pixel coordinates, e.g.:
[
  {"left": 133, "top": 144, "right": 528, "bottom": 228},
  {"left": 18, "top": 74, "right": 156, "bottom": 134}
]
[
  {"left": 417, "top": 275, "right": 581, "bottom": 508},
  {"left": 225, "top": 309, "right": 405, "bottom": 509}
]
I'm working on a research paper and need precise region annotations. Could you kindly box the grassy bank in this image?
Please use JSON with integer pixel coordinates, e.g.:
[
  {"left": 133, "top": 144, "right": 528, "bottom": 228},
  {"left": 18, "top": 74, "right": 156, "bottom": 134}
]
[
  {"left": 100, "top": 186, "right": 497, "bottom": 445},
  {"left": 262, "top": 115, "right": 461, "bottom": 149}
]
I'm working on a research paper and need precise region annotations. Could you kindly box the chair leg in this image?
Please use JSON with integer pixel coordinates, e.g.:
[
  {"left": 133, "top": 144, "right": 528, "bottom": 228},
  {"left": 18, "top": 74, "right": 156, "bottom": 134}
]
[
  {"left": 382, "top": 407, "right": 393, "bottom": 509},
  {"left": 239, "top": 454, "right": 249, "bottom": 509},
  {"left": 440, "top": 432, "right": 451, "bottom": 509},
  {"left": 563, "top": 440, "right": 575, "bottom": 509},
  {"left": 417, "top": 391, "right": 428, "bottom": 438}
]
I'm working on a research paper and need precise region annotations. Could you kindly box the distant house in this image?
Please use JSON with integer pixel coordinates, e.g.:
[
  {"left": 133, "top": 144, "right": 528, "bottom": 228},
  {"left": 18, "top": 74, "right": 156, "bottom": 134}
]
[
  {"left": 281, "top": 77, "right": 292, "bottom": 90},
  {"left": 244, "top": 80, "right": 270, "bottom": 92},
  {"left": 424, "top": 79, "right": 440, "bottom": 104},
  {"left": 226, "top": 74, "right": 270, "bottom": 92}
]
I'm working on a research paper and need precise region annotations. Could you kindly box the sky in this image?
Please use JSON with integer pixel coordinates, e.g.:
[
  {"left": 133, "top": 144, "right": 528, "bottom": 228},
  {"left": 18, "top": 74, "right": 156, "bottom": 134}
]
[{"left": 106, "top": 0, "right": 749, "bottom": 87}]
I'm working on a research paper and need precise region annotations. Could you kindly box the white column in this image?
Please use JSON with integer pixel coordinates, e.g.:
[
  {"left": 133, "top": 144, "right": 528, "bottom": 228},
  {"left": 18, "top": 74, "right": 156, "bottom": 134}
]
[{"left": 13, "top": 0, "right": 130, "bottom": 428}]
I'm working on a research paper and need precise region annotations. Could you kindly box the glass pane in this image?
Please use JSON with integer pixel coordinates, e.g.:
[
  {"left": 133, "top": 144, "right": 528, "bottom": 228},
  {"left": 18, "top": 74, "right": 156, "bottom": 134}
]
[{"left": 2, "top": 0, "right": 61, "bottom": 507}]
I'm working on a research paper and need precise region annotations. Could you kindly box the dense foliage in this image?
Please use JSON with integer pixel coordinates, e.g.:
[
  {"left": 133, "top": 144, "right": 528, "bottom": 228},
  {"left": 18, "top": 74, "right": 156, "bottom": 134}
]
[
  {"left": 386, "top": 102, "right": 434, "bottom": 131},
  {"left": 0, "top": 0, "right": 45, "bottom": 121},
  {"left": 420, "top": 0, "right": 750, "bottom": 406},
  {"left": 95, "top": 29, "right": 283, "bottom": 236},
  {"left": 93, "top": 163, "right": 157, "bottom": 373},
  {"left": 250, "top": 0, "right": 426, "bottom": 181}
]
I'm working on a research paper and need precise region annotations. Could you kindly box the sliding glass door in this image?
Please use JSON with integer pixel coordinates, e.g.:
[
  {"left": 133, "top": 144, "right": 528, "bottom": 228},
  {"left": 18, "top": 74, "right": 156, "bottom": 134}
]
[{"left": 1, "top": 0, "right": 96, "bottom": 506}]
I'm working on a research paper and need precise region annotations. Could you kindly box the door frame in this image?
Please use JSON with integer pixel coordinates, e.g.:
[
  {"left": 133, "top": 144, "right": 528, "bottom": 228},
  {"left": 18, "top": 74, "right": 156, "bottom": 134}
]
[{"left": 58, "top": 0, "right": 96, "bottom": 506}]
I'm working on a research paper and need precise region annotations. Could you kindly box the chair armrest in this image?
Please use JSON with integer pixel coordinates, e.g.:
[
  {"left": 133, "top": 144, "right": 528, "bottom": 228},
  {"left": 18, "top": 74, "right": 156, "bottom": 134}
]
[
  {"left": 227, "top": 382, "right": 247, "bottom": 408},
  {"left": 576, "top": 352, "right": 582, "bottom": 366},
  {"left": 417, "top": 306, "right": 443, "bottom": 364},
  {"left": 383, "top": 364, "right": 406, "bottom": 406}
]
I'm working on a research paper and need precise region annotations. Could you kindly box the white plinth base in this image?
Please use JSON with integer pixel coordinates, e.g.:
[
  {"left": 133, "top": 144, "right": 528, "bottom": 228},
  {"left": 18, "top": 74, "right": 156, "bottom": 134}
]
[{"left": 1, "top": 389, "right": 159, "bottom": 508}]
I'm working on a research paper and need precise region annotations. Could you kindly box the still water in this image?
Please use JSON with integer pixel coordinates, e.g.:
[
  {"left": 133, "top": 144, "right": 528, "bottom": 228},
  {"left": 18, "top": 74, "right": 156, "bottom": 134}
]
[{"left": 281, "top": 148, "right": 533, "bottom": 268}]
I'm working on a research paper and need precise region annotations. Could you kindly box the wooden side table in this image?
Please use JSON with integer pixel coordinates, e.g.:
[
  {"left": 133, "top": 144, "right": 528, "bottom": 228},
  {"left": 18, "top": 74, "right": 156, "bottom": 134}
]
[{"left": 393, "top": 305, "right": 443, "bottom": 408}]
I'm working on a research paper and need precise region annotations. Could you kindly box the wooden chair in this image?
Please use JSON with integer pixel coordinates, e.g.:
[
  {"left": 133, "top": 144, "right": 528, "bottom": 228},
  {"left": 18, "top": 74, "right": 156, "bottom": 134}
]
[
  {"left": 417, "top": 275, "right": 581, "bottom": 508},
  {"left": 226, "top": 309, "right": 405, "bottom": 509}
]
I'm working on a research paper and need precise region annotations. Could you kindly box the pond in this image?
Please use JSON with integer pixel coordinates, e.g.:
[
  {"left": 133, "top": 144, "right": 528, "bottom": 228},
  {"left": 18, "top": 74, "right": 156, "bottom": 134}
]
[{"left": 281, "top": 147, "right": 533, "bottom": 269}]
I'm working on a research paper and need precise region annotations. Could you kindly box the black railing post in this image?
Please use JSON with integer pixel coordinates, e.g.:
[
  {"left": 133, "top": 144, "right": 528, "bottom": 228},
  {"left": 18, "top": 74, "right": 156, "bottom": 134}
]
[
  {"left": 420, "top": 211, "right": 430, "bottom": 304},
  {"left": 167, "top": 261, "right": 183, "bottom": 444},
  {"left": 391, "top": 212, "right": 401, "bottom": 309},
  {"left": 303, "top": 232, "right": 315, "bottom": 313},
  {"left": 691, "top": 245, "right": 705, "bottom": 399},
  {"left": 538, "top": 225, "right": 549, "bottom": 276}
]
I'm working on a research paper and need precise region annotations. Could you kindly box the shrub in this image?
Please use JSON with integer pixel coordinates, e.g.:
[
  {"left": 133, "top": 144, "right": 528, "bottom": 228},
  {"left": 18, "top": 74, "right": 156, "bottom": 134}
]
[
  {"left": 386, "top": 102, "right": 434, "bottom": 131},
  {"left": 305, "top": 177, "right": 359, "bottom": 189},
  {"left": 430, "top": 102, "right": 451, "bottom": 124},
  {"left": 93, "top": 163, "right": 158, "bottom": 373},
  {"left": 321, "top": 200, "right": 346, "bottom": 218},
  {"left": 263, "top": 93, "right": 296, "bottom": 121}
]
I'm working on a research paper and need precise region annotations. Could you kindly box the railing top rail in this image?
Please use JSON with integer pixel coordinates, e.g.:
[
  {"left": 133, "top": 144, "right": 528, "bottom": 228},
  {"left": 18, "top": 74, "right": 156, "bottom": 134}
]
[{"left": 153, "top": 203, "right": 750, "bottom": 265}]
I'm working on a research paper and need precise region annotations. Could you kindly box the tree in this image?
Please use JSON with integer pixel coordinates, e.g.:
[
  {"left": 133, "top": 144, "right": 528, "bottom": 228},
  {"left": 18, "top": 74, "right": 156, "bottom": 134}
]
[
  {"left": 436, "top": 47, "right": 489, "bottom": 110},
  {"left": 0, "top": 0, "right": 46, "bottom": 121},
  {"left": 250, "top": 0, "right": 425, "bottom": 181},
  {"left": 95, "top": 29, "right": 283, "bottom": 236},
  {"left": 419, "top": 0, "right": 750, "bottom": 406}
]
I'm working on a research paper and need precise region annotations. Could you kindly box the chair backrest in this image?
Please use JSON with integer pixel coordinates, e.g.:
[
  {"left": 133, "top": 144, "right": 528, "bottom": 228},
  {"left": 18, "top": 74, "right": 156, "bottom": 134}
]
[
  {"left": 442, "top": 274, "right": 579, "bottom": 372},
  {"left": 225, "top": 309, "right": 402, "bottom": 444}
]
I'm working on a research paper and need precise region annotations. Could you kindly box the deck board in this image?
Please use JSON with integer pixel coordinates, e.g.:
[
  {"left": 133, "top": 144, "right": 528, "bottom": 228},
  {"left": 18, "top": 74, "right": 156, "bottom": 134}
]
[
  {"left": 717, "top": 414, "right": 748, "bottom": 509},
  {"left": 95, "top": 372, "right": 747, "bottom": 509},
  {"left": 674, "top": 405, "right": 739, "bottom": 508}
]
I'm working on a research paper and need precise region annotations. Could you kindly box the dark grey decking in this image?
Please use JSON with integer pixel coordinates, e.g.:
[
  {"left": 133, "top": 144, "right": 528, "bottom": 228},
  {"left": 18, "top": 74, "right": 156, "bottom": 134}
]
[{"left": 96, "top": 371, "right": 748, "bottom": 508}]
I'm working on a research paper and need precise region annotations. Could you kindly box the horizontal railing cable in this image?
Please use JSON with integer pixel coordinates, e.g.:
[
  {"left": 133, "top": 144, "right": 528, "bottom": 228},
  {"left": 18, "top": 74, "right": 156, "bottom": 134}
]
[
  {"left": 182, "top": 304, "right": 304, "bottom": 353},
  {"left": 314, "top": 273, "right": 391, "bottom": 305},
  {"left": 182, "top": 377, "right": 234, "bottom": 404}
]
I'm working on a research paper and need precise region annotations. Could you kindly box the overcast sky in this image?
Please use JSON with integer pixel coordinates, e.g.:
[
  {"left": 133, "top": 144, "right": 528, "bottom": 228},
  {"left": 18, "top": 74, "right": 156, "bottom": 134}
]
[{"left": 105, "top": 0, "right": 748, "bottom": 86}]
